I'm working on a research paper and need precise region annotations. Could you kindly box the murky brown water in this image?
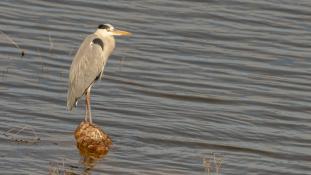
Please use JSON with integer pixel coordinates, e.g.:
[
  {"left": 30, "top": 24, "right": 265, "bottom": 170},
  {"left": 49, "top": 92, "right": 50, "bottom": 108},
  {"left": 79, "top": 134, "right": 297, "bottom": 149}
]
[{"left": 0, "top": 0, "right": 311, "bottom": 174}]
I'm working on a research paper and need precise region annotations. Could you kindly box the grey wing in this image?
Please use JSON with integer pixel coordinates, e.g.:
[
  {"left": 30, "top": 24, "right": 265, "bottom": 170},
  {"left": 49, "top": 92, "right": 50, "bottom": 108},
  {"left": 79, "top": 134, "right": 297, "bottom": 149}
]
[{"left": 67, "top": 36, "right": 105, "bottom": 111}]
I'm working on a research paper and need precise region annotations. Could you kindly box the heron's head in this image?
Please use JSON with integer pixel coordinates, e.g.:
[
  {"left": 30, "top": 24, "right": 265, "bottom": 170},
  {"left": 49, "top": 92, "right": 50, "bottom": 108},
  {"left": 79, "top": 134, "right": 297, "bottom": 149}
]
[{"left": 97, "top": 24, "right": 132, "bottom": 36}]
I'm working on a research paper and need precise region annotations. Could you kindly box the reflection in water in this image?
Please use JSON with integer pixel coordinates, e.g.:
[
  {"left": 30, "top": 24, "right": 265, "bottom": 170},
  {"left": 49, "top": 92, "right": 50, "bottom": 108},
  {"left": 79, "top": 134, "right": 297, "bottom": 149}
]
[{"left": 74, "top": 121, "right": 112, "bottom": 172}]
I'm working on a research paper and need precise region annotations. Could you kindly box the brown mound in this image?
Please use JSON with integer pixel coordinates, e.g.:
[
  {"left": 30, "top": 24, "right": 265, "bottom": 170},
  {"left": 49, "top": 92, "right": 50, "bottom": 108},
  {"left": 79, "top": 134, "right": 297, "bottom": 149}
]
[{"left": 74, "top": 121, "right": 112, "bottom": 159}]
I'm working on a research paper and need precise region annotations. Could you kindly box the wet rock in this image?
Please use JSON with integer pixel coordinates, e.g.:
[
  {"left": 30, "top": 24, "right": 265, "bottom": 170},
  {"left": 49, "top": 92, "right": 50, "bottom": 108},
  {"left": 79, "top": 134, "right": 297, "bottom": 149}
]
[{"left": 74, "top": 121, "right": 112, "bottom": 159}]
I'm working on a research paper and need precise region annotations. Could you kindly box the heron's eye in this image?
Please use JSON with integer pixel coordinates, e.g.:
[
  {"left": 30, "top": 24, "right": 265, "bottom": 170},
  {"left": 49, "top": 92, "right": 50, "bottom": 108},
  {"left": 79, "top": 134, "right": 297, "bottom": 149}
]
[{"left": 107, "top": 27, "right": 114, "bottom": 32}]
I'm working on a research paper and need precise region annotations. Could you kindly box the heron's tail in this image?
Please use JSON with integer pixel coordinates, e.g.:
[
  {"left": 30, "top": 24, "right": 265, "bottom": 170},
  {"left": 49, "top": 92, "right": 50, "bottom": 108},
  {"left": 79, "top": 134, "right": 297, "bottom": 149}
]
[{"left": 67, "top": 89, "right": 76, "bottom": 111}]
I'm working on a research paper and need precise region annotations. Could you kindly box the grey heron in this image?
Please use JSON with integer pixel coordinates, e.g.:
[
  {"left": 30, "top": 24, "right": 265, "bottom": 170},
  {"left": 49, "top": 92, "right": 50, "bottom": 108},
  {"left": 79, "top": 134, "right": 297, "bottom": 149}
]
[{"left": 67, "top": 24, "right": 131, "bottom": 124}]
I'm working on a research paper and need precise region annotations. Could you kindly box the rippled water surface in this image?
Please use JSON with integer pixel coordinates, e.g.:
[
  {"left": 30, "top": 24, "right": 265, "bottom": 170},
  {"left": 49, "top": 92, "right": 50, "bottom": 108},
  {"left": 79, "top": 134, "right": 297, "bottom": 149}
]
[{"left": 0, "top": 0, "right": 311, "bottom": 174}]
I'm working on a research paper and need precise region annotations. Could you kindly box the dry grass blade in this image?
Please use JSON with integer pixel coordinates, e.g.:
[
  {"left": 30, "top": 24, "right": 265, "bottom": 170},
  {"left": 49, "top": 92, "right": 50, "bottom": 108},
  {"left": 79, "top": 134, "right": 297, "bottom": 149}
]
[
  {"left": 203, "top": 155, "right": 212, "bottom": 175},
  {"left": 203, "top": 152, "right": 224, "bottom": 175},
  {"left": 213, "top": 153, "right": 224, "bottom": 175},
  {"left": 0, "top": 30, "right": 25, "bottom": 56},
  {"left": 4, "top": 125, "right": 40, "bottom": 143},
  {"left": 49, "top": 32, "right": 54, "bottom": 53},
  {"left": 48, "top": 159, "right": 80, "bottom": 175},
  {"left": 49, "top": 162, "right": 60, "bottom": 175}
]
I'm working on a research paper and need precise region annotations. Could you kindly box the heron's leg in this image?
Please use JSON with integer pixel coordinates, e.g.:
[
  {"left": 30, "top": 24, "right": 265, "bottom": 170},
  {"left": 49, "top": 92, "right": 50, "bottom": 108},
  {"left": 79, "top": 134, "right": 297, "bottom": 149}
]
[
  {"left": 84, "top": 96, "right": 88, "bottom": 122},
  {"left": 85, "top": 87, "right": 92, "bottom": 124}
]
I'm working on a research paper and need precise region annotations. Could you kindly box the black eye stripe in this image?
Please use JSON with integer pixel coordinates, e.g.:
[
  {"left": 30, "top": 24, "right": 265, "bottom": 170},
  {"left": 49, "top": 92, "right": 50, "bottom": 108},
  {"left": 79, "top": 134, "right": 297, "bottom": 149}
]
[{"left": 98, "top": 24, "right": 109, "bottom": 29}]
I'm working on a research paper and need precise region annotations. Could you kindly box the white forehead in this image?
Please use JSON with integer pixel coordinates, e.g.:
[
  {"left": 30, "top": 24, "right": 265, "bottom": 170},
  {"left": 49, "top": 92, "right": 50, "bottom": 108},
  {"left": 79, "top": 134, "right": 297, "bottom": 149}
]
[{"left": 104, "top": 24, "right": 114, "bottom": 30}]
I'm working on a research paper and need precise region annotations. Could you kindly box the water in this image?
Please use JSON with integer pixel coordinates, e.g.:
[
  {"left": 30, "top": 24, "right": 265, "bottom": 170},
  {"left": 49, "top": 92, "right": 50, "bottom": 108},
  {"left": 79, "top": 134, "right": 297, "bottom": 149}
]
[{"left": 0, "top": 0, "right": 310, "bottom": 174}]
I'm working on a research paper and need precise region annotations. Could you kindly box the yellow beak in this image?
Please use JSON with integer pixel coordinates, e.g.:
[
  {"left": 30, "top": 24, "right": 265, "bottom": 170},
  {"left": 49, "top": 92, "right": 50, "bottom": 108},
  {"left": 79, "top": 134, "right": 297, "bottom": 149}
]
[{"left": 111, "top": 29, "right": 132, "bottom": 36}]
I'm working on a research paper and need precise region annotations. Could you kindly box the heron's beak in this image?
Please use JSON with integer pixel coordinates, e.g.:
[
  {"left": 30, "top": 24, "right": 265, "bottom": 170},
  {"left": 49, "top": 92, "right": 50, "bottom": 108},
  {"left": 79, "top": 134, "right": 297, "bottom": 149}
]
[{"left": 111, "top": 29, "right": 132, "bottom": 36}]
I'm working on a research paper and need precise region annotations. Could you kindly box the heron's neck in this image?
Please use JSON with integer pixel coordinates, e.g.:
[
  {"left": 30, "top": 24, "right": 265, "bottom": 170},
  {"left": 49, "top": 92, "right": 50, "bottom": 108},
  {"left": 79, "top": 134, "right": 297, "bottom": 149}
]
[{"left": 95, "top": 30, "right": 115, "bottom": 54}]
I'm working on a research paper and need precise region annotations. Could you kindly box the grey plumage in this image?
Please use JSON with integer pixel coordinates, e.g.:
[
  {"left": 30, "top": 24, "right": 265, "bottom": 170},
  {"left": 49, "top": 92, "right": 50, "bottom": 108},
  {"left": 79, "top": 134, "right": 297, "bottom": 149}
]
[{"left": 67, "top": 33, "right": 115, "bottom": 111}]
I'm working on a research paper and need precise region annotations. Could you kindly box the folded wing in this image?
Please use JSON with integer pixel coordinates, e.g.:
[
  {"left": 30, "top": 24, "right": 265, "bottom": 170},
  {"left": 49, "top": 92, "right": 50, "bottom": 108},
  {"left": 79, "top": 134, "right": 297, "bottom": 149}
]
[{"left": 67, "top": 35, "right": 105, "bottom": 111}]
